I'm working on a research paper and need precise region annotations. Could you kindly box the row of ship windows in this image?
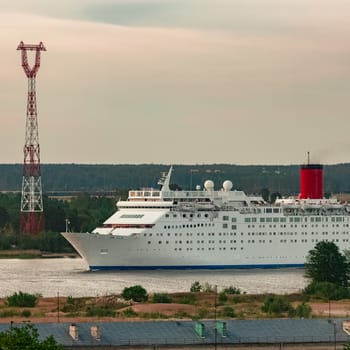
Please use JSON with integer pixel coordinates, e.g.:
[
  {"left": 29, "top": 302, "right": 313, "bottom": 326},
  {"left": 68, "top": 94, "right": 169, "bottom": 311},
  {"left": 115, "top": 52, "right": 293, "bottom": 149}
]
[
  {"left": 145, "top": 231, "right": 348, "bottom": 238},
  {"left": 166, "top": 211, "right": 281, "bottom": 220},
  {"left": 167, "top": 208, "right": 284, "bottom": 220},
  {"left": 244, "top": 216, "right": 347, "bottom": 223},
  {"left": 147, "top": 238, "right": 350, "bottom": 245},
  {"left": 173, "top": 247, "right": 241, "bottom": 251},
  {"left": 163, "top": 223, "right": 215, "bottom": 229},
  {"left": 99, "top": 236, "right": 349, "bottom": 255},
  {"left": 166, "top": 213, "right": 213, "bottom": 219},
  {"left": 245, "top": 224, "right": 348, "bottom": 229},
  {"left": 164, "top": 214, "right": 349, "bottom": 223},
  {"left": 163, "top": 223, "right": 349, "bottom": 230},
  {"left": 147, "top": 232, "right": 234, "bottom": 237},
  {"left": 247, "top": 231, "right": 347, "bottom": 236}
]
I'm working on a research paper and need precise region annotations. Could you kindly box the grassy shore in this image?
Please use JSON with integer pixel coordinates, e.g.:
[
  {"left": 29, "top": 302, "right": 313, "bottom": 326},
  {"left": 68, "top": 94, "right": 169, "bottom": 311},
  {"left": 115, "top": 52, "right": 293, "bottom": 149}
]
[
  {"left": 0, "top": 250, "right": 78, "bottom": 259},
  {"left": 0, "top": 291, "right": 347, "bottom": 324}
]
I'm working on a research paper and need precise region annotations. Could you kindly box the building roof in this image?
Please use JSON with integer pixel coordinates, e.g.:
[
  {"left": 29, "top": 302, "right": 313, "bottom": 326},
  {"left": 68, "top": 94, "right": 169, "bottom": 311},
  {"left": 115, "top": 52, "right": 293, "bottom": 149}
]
[{"left": 0, "top": 318, "right": 348, "bottom": 347}]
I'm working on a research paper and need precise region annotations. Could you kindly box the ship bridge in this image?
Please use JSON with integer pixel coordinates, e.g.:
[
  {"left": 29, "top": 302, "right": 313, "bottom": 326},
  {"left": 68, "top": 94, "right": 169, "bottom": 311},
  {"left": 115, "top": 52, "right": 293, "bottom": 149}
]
[{"left": 126, "top": 166, "right": 266, "bottom": 208}]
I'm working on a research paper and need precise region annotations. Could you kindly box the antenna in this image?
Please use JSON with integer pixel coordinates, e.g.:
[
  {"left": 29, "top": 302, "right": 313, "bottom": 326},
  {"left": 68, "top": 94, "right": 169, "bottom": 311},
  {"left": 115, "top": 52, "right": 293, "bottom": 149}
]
[{"left": 17, "top": 41, "right": 46, "bottom": 234}]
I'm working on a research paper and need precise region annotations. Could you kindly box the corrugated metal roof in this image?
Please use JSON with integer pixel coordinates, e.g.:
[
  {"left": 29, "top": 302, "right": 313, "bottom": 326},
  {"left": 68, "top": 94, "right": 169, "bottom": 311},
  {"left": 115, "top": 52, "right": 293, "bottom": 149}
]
[{"left": 0, "top": 318, "right": 348, "bottom": 347}]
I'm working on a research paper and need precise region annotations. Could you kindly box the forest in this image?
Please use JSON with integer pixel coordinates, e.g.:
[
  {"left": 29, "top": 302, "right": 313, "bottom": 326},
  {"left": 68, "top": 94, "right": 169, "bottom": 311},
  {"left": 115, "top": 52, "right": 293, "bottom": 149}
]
[
  {"left": 2, "top": 163, "right": 350, "bottom": 195},
  {"left": 1, "top": 162, "right": 350, "bottom": 253},
  {"left": 0, "top": 192, "right": 122, "bottom": 253}
]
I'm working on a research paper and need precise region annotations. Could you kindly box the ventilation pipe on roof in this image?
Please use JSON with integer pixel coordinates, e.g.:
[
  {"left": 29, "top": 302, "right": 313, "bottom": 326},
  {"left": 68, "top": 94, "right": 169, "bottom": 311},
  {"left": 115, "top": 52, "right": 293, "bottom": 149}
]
[
  {"left": 91, "top": 325, "right": 101, "bottom": 341},
  {"left": 69, "top": 323, "right": 78, "bottom": 340}
]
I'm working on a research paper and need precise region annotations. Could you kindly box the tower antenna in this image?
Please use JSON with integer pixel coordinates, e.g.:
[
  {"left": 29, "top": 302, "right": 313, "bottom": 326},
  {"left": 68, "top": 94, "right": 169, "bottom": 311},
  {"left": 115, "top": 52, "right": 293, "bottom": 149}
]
[{"left": 17, "top": 41, "right": 46, "bottom": 234}]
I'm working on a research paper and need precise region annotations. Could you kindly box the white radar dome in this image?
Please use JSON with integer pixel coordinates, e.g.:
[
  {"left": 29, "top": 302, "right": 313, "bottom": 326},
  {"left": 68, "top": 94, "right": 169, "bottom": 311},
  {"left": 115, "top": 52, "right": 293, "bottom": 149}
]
[
  {"left": 204, "top": 180, "right": 214, "bottom": 191},
  {"left": 196, "top": 185, "right": 201, "bottom": 191},
  {"left": 223, "top": 180, "right": 233, "bottom": 191}
]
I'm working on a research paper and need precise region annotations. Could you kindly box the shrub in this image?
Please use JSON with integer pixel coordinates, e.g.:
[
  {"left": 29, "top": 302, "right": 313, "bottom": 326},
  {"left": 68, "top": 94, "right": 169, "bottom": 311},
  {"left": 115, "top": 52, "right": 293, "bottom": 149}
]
[
  {"left": 302, "top": 281, "right": 350, "bottom": 300},
  {"left": 223, "top": 286, "right": 241, "bottom": 295},
  {"left": 6, "top": 291, "right": 38, "bottom": 307},
  {"left": 179, "top": 294, "right": 196, "bottom": 305},
  {"left": 66, "top": 295, "right": 75, "bottom": 305},
  {"left": 218, "top": 292, "right": 228, "bottom": 304},
  {"left": 0, "top": 310, "right": 18, "bottom": 318},
  {"left": 190, "top": 281, "right": 202, "bottom": 292},
  {"left": 123, "top": 307, "right": 137, "bottom": 317},
  {"left": 232, "top": 296, "right": 242, "bottom": 304},
  {"left": 152, "top": 293, "right": 172, "bottom": 303},
  {"left": 21, "top": 309, "right": 31, "bottom": 318},
  {"left": 197, "top": 308, "right": 210, "bottom": 318},
  {"left": 287, "top": 307, "right": 296, "bottom": 318},
  {"left": 62, "top": 296, "right": 84, "bottom": 313},
  {"left": 121, "top": 285, "right": 148, "bottom": 302},
  {"left": 221, "top": 306, "right": 235, "bottom": 318},
  {"left": 202, "top": 282, "right": 216, "bottom": 292},
  {"left": 86, "top": 306, "right": 115, "bottom": 317},
  {"left": 0, "top": 323, "right": 63, "bottom": 349},
  {"left": 295, "top": 302, "right": 312, "bottom": 318},
  {"left": 261, "top": 295, "right": 292, "bottom": 316}
]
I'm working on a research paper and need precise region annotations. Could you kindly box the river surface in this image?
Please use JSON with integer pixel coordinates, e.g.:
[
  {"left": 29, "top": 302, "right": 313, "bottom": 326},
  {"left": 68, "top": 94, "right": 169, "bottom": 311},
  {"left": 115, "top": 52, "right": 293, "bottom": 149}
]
[{"left": 0, "top": 258, "right": 308, "bottom": 297}]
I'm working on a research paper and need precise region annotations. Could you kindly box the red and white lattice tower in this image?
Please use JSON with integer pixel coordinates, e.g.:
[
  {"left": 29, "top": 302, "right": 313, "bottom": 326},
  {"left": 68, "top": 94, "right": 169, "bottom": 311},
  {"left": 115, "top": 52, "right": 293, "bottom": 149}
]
[{"left": 17, "top": 41, "right": 46, "bottom": 234}]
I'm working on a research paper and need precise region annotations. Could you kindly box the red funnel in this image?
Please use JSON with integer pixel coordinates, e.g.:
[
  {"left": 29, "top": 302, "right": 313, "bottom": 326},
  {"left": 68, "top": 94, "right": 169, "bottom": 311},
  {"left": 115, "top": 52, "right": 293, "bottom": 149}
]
[{"left": 299, "top": 164, "right": 323, "bottom": 199}]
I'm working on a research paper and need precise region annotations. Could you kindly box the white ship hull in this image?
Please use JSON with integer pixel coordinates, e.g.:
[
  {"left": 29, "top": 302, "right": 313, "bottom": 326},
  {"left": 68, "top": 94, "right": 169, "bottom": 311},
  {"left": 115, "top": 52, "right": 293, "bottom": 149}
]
[
  {"left": 62, "top": 209, "right": 350, "bottom": 270},
  {"left": 62, "top": 166, "right": 350, "bottom": 270}
]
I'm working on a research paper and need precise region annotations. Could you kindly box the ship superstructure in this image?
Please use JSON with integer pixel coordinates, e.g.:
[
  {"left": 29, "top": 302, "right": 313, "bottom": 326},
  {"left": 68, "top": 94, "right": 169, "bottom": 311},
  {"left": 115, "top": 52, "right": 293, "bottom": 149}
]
[{"left": 62, "top": 165, "right": 350, "bottom": 270}]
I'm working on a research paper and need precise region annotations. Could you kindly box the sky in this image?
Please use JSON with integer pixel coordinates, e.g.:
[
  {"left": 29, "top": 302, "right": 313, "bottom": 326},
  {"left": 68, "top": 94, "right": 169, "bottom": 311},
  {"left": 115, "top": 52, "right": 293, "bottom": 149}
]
[{"left": 1, "top": 0, "right": 350, "bottom": 165}]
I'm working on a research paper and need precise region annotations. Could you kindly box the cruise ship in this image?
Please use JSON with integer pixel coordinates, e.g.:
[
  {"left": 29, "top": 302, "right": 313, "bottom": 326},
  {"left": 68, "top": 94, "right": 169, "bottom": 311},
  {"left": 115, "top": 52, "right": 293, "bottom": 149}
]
[{"left": 62, "top": 164, "right": 350, "bottom": 270}]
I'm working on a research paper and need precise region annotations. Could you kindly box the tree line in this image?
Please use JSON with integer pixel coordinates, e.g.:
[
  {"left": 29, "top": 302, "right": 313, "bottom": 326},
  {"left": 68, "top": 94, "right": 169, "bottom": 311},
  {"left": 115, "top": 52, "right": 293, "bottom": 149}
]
[
  {"left": 2, "top": 163, "right": 350, "bottom": 194},
  {"left": 0, "top": 192, "right": 121, "bottom": 252}
]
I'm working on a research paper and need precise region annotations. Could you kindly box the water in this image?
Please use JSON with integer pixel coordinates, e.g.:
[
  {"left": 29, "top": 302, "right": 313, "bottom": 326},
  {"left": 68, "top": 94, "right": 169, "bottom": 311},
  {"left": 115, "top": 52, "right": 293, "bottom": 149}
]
[{"left": 0, "top": 258, "right": 307, "bottom": 297}]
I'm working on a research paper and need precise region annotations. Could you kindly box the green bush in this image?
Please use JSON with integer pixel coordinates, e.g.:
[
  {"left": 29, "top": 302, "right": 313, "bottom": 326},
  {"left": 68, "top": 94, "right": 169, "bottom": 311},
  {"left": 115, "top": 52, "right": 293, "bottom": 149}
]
[
  {"left": 302, "top": 281, "right": 350, "bottom": 300},
  {"left": 6, "top": 291, "right": 38, "bottom": 307},
  {"left": 295, "top": 302, "right": 312, "bottom": 318},
  {"left": 0, "top": 323, "right": 63, "bottom": 349},
  {"left": 152, "top": 293, "right": 172, "bottom": 303},
  {"left": 0, "top": 310, "right": 19, "bottom": 318},
  {"left": 86, "top": 306, "right": 115, "bottom": 317},
  {"left": 223, "top": 286, "right": 241, "bottom": 295},
  {"left": 178, "top": 294, "right": 197, "bottom": 305},
  {"left": 122, "top": 285, "right": 148, "bottom": 302},
  {"left": 287, "top": 307, "right": 296, "bottom": 318},
  {"left": 261, "top": 295, "right": 292, "bottom": 316},
  {"left": 66, "top": 295, "right": 75, "bottom": 305},
  {"left": 190, "top": 281, "right": 202, "bottom": 292},
  {"left": 218, "top": 291, "right": 228, "bottom": 304},
  {"left": 221, "top": 306, "right": 235, "bottom": 317},
  {"left": 197, "top": 308, "right": 210, "bottom": 318},
  {"left": 62, "top": 296, "right": 84, "bottom": 313},
  {"left": 232, "top": 296, "right": 242, "bottom": 304},
  {"left": 62, "top": 296, "right": 75, "bottom": 313},
  {"left": 123, "top": 307, "right": 137, "bottom": 317},
  {"left": 21, "top": 309, "right": 31, "bottom": 318}
]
